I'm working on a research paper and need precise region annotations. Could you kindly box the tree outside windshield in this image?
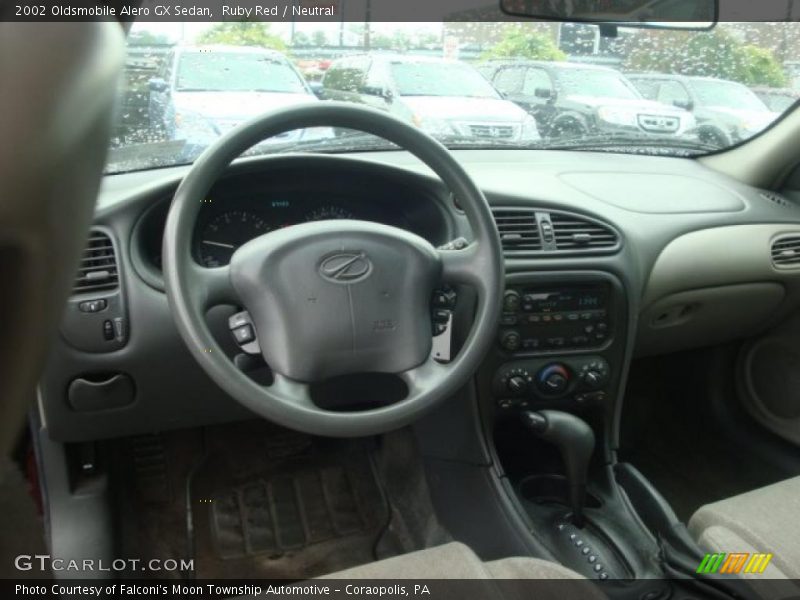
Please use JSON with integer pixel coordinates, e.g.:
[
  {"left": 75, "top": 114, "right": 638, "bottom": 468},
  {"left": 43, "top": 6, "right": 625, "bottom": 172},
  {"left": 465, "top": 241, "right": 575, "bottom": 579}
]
[{"left": 108, "top": 21, "right": 800, "bottom": 173}]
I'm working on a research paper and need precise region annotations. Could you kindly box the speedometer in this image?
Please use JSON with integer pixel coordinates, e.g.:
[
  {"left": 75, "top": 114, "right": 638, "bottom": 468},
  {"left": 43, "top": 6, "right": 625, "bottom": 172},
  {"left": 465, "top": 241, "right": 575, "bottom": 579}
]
[
  {"left": 305, "top": 205, "right": 355, "bottom": 222},
  {"left": 197, "top": 210, "right": 270, "bottom": 267}
]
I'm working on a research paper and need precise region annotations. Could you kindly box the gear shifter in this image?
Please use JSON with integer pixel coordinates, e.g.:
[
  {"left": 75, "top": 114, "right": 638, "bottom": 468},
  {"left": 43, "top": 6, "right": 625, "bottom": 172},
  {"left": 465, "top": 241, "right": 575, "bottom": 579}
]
[{"left": 522, "top": 410, "right": 595, "bottom": 528}]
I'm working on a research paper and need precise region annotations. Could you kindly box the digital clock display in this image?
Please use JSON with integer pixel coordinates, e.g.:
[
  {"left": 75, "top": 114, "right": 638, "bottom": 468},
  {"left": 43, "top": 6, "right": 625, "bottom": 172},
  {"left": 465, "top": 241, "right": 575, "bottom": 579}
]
[{"left": 524, "top": 288, "right": 606, "bottom": 313}]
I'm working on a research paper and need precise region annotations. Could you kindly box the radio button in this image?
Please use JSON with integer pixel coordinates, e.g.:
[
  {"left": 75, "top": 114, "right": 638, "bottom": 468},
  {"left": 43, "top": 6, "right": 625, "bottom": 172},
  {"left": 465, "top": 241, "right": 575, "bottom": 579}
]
[
  {"left": 500, "top": 331, "right": 522, "bottom": 352},
  {"left": 503, "top": 290, "right": 521, "bottom": 312}
]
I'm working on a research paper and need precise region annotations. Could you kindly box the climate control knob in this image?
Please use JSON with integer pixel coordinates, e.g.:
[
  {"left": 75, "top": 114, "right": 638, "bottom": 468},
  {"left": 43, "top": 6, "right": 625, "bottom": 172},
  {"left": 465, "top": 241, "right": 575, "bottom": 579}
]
[
  {"left": 536, "top": 363, "right": 571, "bottom": 396},
  {"left": 582, "top": 370, "right": 606, "bottom": 389},
  {"left": 507, "top": 375, "right": 528, "bottom": 394}
]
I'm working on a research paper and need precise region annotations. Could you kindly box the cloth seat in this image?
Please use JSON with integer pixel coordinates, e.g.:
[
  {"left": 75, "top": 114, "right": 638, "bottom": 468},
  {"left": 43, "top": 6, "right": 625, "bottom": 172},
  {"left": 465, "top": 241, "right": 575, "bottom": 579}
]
[
  {"left": 318, "top": 541, "right": 606, "bottom": 600},
  {"left": 689, "top": 476, "right": 800, "bottom": 599},
  {"left": 322, "top": 541, "right": 585, "bottom": 579}
]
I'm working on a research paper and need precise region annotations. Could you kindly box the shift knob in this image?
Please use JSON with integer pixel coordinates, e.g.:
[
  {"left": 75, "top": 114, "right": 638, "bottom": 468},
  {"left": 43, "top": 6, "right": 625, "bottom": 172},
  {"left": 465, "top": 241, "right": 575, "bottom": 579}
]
[{"left": 522, "top": 410, "right": 595, "bottom": 528}]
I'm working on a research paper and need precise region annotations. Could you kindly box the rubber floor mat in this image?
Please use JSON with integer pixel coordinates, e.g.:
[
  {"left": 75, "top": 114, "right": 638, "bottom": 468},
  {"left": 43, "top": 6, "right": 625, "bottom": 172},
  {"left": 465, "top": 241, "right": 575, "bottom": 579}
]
[{"left": 210, "top": 455, "right": 384, "bottom": 559}]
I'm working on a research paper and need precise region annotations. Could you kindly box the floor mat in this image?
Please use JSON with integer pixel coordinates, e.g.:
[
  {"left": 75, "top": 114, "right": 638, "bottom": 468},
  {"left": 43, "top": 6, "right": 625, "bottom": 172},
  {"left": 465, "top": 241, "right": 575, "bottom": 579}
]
[
  {"left": 188, "top": 423, "right": 388, "bottom": 579},
  {"left": 209, "top": 452, "right": 385, "bottom": 560},
  {"left": 113, "top": 421, "right": 448, "bottom": 580}
]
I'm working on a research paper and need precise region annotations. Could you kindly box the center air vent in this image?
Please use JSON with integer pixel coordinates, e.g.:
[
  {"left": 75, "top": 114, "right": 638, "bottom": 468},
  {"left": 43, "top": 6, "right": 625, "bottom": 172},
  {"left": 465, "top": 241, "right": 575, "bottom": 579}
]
[
  {"left": 73, "top": 230, "right": 119, "bottom": 293},
  {"left": 550, "top": 212, "right": 619, "bottom": 251},
  {"left": 772, "top": 235, "right": 800, "bottom": 268},
  {"left": 491, "top": 207, "right": 619, "bottom": 257},
  {"left": 492, "top": 208, "right": 542, "bottom": 253}
]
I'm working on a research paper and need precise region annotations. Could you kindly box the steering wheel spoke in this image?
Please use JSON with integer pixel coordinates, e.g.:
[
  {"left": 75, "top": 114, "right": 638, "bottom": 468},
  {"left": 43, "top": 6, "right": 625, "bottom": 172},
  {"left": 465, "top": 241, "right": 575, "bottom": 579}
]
[
  {"left": 270, "top": 373, "right": 316, "bottom": 409},
  {"left": 188, "top": 263, "right": 238, "bottom": 308},
  {"left": 399, "top": 358, "right": 450, "bottom": 398},
  {"left": 439, "top": 243, "right": 490, "bottom": 295}
]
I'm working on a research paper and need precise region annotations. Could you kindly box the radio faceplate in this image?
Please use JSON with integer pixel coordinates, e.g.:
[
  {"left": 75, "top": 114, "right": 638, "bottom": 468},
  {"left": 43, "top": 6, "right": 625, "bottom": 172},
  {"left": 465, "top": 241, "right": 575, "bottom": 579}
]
[{"left": 498, "top": 285, "right": 611, "bottom": 353}]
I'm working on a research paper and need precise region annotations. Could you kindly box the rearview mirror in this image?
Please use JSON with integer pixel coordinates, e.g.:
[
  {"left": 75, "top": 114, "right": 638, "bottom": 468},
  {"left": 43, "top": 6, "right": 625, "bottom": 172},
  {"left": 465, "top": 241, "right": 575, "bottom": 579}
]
[{"left": 500, "top": 0, "right": 717, "bottom": 30}]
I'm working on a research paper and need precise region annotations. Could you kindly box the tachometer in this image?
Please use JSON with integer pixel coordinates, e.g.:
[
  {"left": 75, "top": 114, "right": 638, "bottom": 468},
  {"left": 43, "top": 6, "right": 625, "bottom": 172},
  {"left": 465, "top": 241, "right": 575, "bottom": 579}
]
[
  {"left": 197, "top": 210, "right": 270, "bottom": 267},
  {"left": 304, "top": 205, "right": 355, "bottom": 222}
]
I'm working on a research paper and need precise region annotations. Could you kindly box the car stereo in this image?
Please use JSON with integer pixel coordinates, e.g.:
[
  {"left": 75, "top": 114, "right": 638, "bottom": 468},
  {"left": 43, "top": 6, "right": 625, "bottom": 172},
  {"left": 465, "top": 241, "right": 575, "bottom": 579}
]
[{"left": 498, "top": 285, "right": 611, "bottom": 353}]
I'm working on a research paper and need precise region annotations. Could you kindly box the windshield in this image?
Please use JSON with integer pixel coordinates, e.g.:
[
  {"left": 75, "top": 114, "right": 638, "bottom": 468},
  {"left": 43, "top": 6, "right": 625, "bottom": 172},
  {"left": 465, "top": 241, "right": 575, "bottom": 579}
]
[
  {"left": 108, "top": 21, "right": 800, "bottom": 173},
  {"left": 559, "top": 70, "right": 640, "bottom": 99},
  {"left": 391, "top": 62, "right": 499, "bottom": 98},
  {"left": 175, "top": 53, "right": 307, "bottom": 93},
  {"left": 691, "top": 79, "right": 769, "bottom": 111}
]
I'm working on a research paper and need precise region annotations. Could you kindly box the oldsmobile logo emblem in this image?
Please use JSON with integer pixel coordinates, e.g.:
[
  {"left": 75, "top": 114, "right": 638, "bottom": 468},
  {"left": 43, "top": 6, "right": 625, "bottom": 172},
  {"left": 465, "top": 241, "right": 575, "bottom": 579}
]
[{"left": 319, "top": 252, "right": 372, "bottom": 283}]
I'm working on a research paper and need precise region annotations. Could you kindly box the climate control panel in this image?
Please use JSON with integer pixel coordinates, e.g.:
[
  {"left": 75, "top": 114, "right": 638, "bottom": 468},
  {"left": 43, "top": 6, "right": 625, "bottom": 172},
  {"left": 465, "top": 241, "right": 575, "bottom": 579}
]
[{"left": 493, "top": 356, "right": 610, "bottom": 410}]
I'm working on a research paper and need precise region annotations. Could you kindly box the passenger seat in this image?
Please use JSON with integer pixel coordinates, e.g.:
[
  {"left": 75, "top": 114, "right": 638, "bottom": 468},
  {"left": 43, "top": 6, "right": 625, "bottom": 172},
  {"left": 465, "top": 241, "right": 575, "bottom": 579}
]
[{"left": 689, "top": 476, "right": 800, "bottom": 590}]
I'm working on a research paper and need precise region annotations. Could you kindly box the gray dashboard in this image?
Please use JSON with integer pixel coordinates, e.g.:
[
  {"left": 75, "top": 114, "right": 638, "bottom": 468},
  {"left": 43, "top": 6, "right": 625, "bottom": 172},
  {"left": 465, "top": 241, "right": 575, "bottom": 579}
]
[{"left": 40, "top": 148, "right": 800, "bottom": 442}]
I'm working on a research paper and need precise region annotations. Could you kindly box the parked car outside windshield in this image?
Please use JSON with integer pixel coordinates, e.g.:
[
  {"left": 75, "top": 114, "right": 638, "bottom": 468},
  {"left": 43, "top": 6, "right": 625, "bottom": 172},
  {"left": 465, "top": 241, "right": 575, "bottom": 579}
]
[
  {"left": 480, "top": 61, "right": 694, "bottom": 139},
  {"left": 321, "top": 55, "right": 540, "bottom": 143},
  {"left": 107, "top": 21, "right": 800, "bottom": 173},
  {"left": 148, "top": 45, "right": 329, "bottom": 151},
  {"left": 627, "top": 73, "right": 780, "bottom": 147}
]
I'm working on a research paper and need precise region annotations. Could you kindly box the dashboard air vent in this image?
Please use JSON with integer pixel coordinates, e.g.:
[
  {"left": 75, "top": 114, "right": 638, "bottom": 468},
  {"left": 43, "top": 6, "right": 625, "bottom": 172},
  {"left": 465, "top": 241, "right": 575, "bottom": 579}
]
[
  {"left": 550, "top": 213, "right": 618, "bottom": 251},
  {"left": 760, "top": 191, "right": 792, "bottom": 208},
  {"left": 491, "top": 208, "right": 542, "bottom": 253},
  {"left": 73, "top": 230, "right": 119, "bottom": 293},
  {"left": 772, "top": 235, "right": 800, "bottom": 268}
]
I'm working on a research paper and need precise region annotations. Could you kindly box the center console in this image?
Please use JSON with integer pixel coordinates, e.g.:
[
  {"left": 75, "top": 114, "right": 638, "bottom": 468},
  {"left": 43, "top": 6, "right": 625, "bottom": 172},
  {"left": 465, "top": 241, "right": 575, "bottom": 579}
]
[{"left": 477, "top": 271, "right": 663, "bottom": 584}]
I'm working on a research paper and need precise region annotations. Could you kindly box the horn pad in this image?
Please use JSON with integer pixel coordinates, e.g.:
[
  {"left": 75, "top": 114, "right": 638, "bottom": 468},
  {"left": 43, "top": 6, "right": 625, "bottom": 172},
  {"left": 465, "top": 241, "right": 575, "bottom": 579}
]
[{"left": 230, "top": 219, "right": 440, "bottom": 381}]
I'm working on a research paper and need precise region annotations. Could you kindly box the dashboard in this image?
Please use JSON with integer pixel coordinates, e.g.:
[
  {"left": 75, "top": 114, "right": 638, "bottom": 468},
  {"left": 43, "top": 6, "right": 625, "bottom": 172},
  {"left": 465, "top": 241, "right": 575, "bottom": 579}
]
[{"left": 42, "top": 149, "right": 800, "bottom": 443}]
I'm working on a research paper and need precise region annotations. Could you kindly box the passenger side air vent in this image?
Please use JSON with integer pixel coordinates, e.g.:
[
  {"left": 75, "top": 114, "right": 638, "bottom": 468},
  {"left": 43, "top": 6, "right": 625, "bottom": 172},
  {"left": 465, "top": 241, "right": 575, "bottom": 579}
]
[
  {"left": 772, "top": 235, "right": 800, "bottom": 268},
  {"left": 550, "top": 212, "right": 619, "bottom": 251},
  {"left": 73, "top": 230, "right": 119, "bottom": 293},
  {"left": 491, "top": 208, "right": 543, "bottom": 253}
]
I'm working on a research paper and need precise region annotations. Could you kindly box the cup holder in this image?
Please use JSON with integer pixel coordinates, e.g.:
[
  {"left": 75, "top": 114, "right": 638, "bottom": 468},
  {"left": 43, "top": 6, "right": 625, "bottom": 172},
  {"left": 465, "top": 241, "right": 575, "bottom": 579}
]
[{"left": 518, "top": 474, "right": 602, "bottom": 508}]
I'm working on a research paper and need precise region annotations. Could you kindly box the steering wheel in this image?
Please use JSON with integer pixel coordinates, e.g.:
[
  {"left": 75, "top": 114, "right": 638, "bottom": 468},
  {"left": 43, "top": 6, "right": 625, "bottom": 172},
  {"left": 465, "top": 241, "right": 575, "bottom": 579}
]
[{"left": 163, "top": 103, "right": 504, "bottom": 437}]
